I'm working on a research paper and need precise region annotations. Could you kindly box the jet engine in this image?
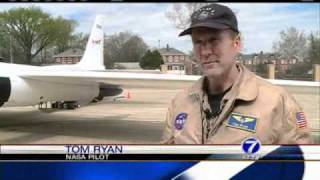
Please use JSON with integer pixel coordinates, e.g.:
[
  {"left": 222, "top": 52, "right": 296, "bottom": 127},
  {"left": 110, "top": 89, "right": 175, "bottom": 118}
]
[
  {"left": 0, "top": 77, "right": 11, "bottom": 107},
  {"left": 93, "top": 83, "right": 123, "bottom": 101},
  {"left": 1, "top": 76, "right": 99, "bottom": 108}
]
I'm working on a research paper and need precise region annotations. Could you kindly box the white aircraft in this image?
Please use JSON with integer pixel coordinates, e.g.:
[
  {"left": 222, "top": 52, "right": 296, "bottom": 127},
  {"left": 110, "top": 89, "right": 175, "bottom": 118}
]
[{"left": 0, "top": 15, "right": 200, "bottom": 110}]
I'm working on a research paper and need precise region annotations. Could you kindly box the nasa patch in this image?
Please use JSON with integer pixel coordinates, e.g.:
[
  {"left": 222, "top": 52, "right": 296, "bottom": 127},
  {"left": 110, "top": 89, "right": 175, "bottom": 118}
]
[{"left": 174, "top": 113, "right": 188, "bottom": 130}]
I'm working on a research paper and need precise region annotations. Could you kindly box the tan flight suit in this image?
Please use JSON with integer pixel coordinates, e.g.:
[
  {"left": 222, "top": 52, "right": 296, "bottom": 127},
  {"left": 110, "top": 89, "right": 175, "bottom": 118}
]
[{"left": 161, "top": 64, "right": 313, "bottom": 144}]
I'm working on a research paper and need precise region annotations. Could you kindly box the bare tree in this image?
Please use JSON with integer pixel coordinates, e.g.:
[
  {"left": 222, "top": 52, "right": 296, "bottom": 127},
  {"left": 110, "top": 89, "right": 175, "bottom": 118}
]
[
  {"left": 70, "top": 33, "right": 89, "bottom": 50},
  {"left": 308, "top": 31, "right": 320, "bottom": 64},
  {"left": 165, "top": 3, "right": 210, "bottom": 30},
  {"left": 166, "top": 3, "right": 245, "bottom": 52},
  {"left": 272, "top": 27, "right": 308, "bottom": 60},
  {"left": 104, "top": 31, "right": 148, "bottom": 68}
]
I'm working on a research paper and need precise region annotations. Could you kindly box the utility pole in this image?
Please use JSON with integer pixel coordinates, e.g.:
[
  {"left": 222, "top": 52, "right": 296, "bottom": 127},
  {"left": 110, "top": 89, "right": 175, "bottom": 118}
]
[
  {"left": 158, "top": 39, "right": 160, "bottom": 49},
  {"left": 9, "top": 34, "right": 13, "bottom": 63}
]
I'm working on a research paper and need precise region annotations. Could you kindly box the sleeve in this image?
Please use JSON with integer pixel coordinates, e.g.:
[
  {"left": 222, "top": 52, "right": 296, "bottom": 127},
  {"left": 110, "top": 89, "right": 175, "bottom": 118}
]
[
  {"left": 278, "top": 92, "right": 314, "bottom": 144},
  {"left": 160, "top": 100, "right": 175, "bottom": 144}
]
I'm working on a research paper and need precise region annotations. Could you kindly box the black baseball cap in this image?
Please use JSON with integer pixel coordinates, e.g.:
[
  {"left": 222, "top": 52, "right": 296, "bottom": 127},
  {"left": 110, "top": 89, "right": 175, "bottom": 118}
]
[{"left": 179, "top": 4, "right": 239, "bottom": 36}]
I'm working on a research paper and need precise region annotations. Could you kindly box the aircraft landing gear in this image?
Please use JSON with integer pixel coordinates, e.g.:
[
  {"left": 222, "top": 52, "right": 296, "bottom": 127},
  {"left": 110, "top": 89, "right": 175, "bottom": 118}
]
[
  {"left": 62, "top": 101, "right": 80, "bottom": 110},
  {"left": 38, "top": 101, "right": 80, "bottom": 110}
]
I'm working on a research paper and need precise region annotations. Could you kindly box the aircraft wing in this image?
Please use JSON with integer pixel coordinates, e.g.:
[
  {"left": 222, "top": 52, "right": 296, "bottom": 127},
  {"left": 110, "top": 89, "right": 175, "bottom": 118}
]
[
  {"left": 19, "top": 70, "right": 201, "bottom": 87},
  {"left": 19, "top": 69, "right": 320, "bottom": 88},
  {"left": 20, "top": 69, "right": 320, "bottom": 87}
]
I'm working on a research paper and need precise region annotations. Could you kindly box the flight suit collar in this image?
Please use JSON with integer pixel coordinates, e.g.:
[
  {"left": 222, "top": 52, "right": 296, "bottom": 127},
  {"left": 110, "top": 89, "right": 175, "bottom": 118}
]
[{"left": 188, "top": 63, "right": 258, "bottom": 102}]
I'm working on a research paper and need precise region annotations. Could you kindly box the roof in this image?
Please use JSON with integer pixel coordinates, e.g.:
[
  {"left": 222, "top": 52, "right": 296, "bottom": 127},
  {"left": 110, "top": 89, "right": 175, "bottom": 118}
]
[
  {"left": 158, "top": 47, "right": 186, "bottom": 55},
  {"left": 53, "top": 48, "right": 84, "bottom": 58},
  {"left": 238, "top": 52, "right": 280, "bottom": 60}
]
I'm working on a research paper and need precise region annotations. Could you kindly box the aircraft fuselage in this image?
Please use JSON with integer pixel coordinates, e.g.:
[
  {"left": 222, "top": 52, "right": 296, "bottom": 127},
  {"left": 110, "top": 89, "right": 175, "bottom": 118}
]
[{"left": 0, "top": 63, "right": 99, "bottom": 108}]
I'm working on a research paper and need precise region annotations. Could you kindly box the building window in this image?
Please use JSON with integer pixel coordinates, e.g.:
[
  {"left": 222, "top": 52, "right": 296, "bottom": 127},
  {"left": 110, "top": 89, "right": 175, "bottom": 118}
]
[
  {"left": 172, "top": 66, "right": 179, "bottom": 70},
  {"left": 293, "top": 59, "right": 296, "bottom": 64},
  {"left": 168, "top": 66, "right": 172, "bottom": 70},
  {"left": 180, "top": 66, "right": 184, "bottom": 70}
]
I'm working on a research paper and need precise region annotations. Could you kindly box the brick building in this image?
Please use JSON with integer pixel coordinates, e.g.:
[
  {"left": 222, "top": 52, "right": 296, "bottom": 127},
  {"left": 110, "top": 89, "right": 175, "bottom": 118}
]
[
  {"left": 237, "top": 52, "right": 302, "bottom": 74},
  {"left": 158, "top": 45, "right": 187, "bottom": 75},
  {"left": 53, "top": 48, "right": 84, "bottom": 64}
]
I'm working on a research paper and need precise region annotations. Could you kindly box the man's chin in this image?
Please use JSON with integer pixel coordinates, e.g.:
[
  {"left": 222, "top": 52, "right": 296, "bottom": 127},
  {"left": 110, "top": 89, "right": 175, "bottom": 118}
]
[{"left": 203, "top": 69, "right": 222, "bottom": 77}]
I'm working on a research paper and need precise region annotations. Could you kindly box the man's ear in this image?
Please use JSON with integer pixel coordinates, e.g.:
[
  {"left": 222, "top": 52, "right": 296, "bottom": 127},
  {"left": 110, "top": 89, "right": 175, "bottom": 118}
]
[{"left": 234, "top": 34, "right": 242, "bottom": 51}]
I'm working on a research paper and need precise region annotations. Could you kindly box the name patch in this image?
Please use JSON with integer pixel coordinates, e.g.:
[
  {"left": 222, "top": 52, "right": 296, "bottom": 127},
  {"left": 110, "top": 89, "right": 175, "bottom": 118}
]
[{"left": 227, "top": 113, "right": 258, "bottom": 132}]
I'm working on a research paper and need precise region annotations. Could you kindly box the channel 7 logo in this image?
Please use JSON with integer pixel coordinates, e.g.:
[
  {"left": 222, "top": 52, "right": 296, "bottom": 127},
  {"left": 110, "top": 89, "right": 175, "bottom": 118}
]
[{"left": 241, "top": 137, "right": 262, "bottom": 159}]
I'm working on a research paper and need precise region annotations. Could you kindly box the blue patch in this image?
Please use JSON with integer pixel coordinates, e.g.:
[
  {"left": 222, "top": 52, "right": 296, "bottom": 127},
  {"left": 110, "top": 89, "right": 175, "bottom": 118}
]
[
  {"left": 227, "top": 113, "right": 258, "bottom": 132},
  {"left": 174, "top": 113, "right": 188, "bottom": 130}
]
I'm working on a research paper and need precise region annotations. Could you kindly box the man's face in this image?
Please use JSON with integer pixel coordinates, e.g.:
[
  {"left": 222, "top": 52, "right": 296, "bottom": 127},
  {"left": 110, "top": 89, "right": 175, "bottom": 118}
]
[{"left": 191, "top": 27, "right": 241, "bottom": 77}]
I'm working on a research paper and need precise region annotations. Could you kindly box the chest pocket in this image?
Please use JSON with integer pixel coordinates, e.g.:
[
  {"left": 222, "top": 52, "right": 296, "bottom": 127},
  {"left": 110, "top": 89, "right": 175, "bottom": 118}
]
[{"left": 206, "top": 113, "right": 257, "bottom": 144}]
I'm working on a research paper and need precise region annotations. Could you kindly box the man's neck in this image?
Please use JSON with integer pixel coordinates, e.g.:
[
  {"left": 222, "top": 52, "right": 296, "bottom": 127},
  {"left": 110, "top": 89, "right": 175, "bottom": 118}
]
[{"left": 206, "top": 65, "right": 239, "bottom": 94}]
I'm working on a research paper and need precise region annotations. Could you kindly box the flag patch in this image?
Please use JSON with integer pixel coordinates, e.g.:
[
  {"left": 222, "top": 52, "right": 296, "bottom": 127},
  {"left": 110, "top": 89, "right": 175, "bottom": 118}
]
[{"left": 295, "top": 112, "right": 307, "bottom": 128}]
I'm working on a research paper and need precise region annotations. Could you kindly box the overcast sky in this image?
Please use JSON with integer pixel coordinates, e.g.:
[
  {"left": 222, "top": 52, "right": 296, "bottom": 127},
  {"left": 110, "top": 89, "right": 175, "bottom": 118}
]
[{"left": 0, "top": 3, "right": 319, "bottom": 54}]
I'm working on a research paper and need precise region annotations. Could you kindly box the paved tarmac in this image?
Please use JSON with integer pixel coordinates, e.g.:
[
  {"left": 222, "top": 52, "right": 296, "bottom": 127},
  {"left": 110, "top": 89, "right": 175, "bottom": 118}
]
[{"left": 0, "top": 81, "right": 319, "bottom": 144}]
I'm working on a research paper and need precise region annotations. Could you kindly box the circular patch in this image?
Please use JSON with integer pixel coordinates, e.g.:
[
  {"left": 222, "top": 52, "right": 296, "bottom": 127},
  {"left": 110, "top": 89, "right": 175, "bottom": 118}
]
[{"left": 174, "top": 113, "right": 188, "bottom": 130}]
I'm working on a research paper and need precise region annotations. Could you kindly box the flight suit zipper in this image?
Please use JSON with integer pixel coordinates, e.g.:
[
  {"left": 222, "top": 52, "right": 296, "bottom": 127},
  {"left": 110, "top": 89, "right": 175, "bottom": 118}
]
[
  {"left": 206, "top": 99, "right": 237, "bottom": 142},
  {"left": 200, "top": 98, "right": 206, "bottom": 144},
  {"left": 200, "top": 93, "right": 226, "bottom": 144}
]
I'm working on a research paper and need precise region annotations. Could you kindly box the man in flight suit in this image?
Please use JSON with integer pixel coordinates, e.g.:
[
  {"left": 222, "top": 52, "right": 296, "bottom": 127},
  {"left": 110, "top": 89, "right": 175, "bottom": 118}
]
[{"left": 161, "top": 4, "right": 313, "bottom": 144}]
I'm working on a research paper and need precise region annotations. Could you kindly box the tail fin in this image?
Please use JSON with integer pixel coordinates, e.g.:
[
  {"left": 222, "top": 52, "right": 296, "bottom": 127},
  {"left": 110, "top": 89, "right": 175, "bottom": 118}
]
[{"left": 77, "top": 15, "right": 106, "bottom": 71}]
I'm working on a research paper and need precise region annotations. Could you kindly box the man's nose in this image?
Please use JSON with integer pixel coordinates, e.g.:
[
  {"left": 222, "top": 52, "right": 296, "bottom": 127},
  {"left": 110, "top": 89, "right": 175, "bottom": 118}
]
[{"left": 200, "top": 43, "right": 213, "bottom": 57}]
